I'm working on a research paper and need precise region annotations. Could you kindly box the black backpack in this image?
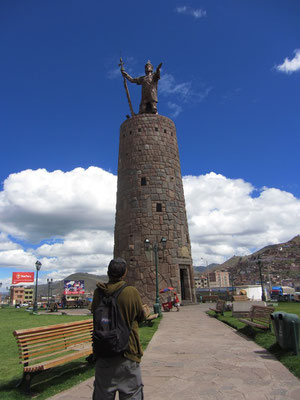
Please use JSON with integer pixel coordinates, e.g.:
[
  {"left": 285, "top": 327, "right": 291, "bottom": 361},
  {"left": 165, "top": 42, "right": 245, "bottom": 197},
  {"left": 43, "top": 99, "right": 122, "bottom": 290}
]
[{"left": 92, "top": 283, "right": 131, "bottom": 357}]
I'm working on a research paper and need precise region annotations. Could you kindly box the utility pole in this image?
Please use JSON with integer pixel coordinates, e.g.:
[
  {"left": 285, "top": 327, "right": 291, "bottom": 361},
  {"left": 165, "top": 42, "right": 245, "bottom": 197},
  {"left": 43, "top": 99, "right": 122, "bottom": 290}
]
[{"left": 258, "top": 260, "right": 266, "bottom": 301}]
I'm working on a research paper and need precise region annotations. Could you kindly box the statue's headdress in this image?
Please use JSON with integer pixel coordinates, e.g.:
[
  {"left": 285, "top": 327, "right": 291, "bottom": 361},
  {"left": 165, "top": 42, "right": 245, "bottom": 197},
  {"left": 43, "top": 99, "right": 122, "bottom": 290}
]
[{"left": 145, "top": 60, "right": 153, "bottom": 71}]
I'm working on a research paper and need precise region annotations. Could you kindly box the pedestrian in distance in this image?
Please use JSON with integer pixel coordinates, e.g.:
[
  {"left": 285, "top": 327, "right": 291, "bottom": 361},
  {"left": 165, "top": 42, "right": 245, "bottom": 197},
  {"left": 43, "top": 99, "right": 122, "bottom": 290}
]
[
  {"left": 173, "top": 292, "right": 180, "bottom": 312},
  {"left": 91, "top": 257, "right": 145, "bottom": 400}
]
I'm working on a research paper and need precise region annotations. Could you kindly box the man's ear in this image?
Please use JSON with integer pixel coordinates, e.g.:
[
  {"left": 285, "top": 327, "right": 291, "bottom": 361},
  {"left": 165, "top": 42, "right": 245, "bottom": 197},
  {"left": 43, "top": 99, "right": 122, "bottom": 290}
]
[{"left": 122, "top": 268, "right": 128, "bottom": 279}]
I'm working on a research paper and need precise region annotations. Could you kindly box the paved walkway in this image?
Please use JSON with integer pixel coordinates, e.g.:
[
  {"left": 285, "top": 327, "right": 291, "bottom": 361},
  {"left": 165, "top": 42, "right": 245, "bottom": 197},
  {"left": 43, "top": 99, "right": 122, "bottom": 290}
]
[{"left": 49, "top": 304, "right": 300, "bottom": 400}]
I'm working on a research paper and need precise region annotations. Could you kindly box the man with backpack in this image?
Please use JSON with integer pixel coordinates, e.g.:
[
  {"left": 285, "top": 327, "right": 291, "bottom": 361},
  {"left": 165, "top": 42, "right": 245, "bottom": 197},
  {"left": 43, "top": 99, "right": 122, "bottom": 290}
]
[{"left": 91, "top": 257, "right": 145, "bottom": 400}]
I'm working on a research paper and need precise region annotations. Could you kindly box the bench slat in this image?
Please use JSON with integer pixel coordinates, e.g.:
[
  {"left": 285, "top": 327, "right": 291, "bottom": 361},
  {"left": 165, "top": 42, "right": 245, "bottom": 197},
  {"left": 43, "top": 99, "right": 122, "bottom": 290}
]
[
  {"left": 209, "top": 300, "right": 225, "bottom": 315},
  {"left": 20, "top": 341, "right": 92, "bottom": 364},
  {"left": 15, "top": 323, "right": 93, "bottom": 344},
  {"left": 18, "top": 330, "right": 92, "bottom": 352},
  {"left": 143, "top": 304, "right": 158, "bottom": 320},
  {"left": 19, "top": 335, "right": 92, "bottom": 360},
  {"left": 23, "top": 346, "right": 92, "bottom": 372},
  {"left": 14, "top": 320, "right": 92, "bottom": 337},
  {"left": 238, "top": 319, "right": 269, "bottom": 330},
  {"left": 238, "top": 305, "right": 274, "bottom": 330}
]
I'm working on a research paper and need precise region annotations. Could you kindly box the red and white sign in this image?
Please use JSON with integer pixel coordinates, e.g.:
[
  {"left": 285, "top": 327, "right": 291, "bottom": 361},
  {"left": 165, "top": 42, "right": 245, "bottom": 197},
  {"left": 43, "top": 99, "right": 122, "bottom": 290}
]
[{"left": 12, "top": 272, "right": 35, "bottom": 284}]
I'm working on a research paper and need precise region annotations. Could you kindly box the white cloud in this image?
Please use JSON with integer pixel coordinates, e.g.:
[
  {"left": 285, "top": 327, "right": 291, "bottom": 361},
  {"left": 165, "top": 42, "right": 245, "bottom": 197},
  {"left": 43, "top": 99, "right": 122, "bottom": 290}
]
[
  {"left": 107, "top": 68, "right": 121, "bottom": 80},
  {"left": 160, "top": 74, "right": 192, "bottom": 100},
  {"left": 0, "top": 167, "right": 116, "bottom": 242},
  {"left": 275, "top": 49, "right": 300, "bottom": 74},
  {"left": 0, "top": 168, "right": 299, "bottom": 285},
  {"left": 183, "top": 173, "right": 300, "bottom": 264},
  {"left": 167, "top": 102, "right": 183, "bottom": 118},
  {"left": 175, "top": 6, "right": 207, "bottom": 19},
  {"left": 160, "top": 73, "right": 212, "bottom": 106},
  {"left": 0, "top": 233, "right": 21, "bottom": 251}
]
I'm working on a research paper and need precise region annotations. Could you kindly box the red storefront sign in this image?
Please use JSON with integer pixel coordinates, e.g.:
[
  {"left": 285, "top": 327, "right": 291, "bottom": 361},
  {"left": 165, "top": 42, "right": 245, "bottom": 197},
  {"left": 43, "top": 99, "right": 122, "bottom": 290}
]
[{"left": 12, "top": 272, "right": 35, "bottom": 284}]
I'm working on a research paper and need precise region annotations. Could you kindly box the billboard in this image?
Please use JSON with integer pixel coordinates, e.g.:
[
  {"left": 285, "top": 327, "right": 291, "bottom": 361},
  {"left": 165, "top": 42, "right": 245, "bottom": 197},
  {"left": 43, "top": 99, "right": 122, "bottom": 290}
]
[
  {"left": 64, "top": 280, "right": 85, "bottom": 295},
  {"left": 12, "top": 272, "right": 35, "bottom": 284}
]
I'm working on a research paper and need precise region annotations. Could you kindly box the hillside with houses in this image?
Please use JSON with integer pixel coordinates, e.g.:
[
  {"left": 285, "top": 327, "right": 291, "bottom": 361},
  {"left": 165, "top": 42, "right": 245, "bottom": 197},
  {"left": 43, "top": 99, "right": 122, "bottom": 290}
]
[{"left": 212, "top": 235, "right": 300, "bottom": 287}]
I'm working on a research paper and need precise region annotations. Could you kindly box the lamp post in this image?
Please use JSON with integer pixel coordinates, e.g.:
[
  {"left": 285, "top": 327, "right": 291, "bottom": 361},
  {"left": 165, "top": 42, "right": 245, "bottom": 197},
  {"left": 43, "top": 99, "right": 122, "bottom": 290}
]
[
  {"left": 201, "top": 257, "right": 210, "bottom": 292},
  {"left": 47, "top": 278, "right": 53, "bottom": 307},
  {"left": 258, "top": 259, "right": 266, "bottom": 301},
  {"left": 229, "top": 271, "right": 235, "bottom": 300},
  {"left": 33, "top": 261, "right": 42, "bottom": 313},
  {"left": 144, "top": 237, "right": 167, "bottom": 315}
]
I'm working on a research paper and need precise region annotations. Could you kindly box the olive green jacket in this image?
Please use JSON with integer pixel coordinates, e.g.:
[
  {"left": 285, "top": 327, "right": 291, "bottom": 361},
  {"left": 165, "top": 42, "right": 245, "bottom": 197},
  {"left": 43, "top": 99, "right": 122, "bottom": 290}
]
[{"left": 91, "top": 279, "right": 145, "bottom": 362}]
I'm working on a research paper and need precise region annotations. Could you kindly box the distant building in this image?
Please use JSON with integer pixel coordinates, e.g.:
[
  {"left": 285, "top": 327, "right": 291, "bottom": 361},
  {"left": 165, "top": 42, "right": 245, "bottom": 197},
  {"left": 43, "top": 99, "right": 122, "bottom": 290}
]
[
  {"left": 209, "top": 270, "right": 230, "bottom": 288},
  {"left": 10, "top": 286, "right": 25, "bottom": 305},
  {"left": 10, "top": 286, "right": 34, "bottom": 305},
  {"left": 24, "top": 287, "right": 34, "bottom": 304},
  {"left": 194, "top": 275, "right": 208, "bottom": 288}
]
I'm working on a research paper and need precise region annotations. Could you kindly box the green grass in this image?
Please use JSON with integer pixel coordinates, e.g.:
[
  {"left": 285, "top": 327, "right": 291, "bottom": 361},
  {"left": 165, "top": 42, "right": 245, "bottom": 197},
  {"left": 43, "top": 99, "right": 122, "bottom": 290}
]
[
  {"left": 207, "top": 302, "right": 300, "bottom": 379},
  {"left": 0, "top": 308, "right": 161, "bottom": 399}
]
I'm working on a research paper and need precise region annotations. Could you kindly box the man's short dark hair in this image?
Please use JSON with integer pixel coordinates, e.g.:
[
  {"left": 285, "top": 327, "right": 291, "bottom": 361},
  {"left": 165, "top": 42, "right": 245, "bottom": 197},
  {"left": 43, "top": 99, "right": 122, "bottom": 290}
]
[{"left": 108, "top": 258, "right": 127, "bottom": 278}]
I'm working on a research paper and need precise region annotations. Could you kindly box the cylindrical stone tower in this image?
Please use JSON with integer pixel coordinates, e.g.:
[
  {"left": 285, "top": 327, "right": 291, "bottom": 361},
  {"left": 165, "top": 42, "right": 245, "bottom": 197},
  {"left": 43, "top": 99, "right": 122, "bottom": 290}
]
[{"left": 114, "top": 114, "right": 195, "bottom": 304}]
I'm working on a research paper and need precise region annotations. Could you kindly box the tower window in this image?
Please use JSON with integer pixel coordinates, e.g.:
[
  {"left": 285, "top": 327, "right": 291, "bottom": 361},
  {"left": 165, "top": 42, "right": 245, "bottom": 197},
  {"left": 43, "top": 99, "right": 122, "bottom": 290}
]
[
  {"left": 155, "top": 127, "right": 158, "bottom": 132},
  {"left": 141, "top": 177, "right": 147, "bottom": 186},
  {"left": 138, "top": 128, "right": 141, "bottom": 132},
  {"left": 156, "top": 203, "right": 162, "bottom": 212},
  {"left": 164, "top": 129, "right": 167, "bottom": 133}
]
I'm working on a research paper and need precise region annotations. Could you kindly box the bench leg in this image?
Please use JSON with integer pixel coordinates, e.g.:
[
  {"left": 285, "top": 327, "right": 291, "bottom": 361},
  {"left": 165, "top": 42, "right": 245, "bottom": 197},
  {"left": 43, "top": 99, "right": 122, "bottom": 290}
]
[
  {"left": 15, "top": 372, "right": 26, "bottom": 389},
  {"left": 16, "top": 371, "right": 38, "bottom": 394}
]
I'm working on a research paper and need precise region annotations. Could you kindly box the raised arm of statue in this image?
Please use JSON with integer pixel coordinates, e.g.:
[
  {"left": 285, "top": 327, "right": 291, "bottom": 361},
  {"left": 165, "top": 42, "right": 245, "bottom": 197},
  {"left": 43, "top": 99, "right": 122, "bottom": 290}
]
[
  {"left": 154, "top": 62, "right": 162, "bottom": 81},
  {"left": 156, "top": 63, "right": 163, "bottom": 73},
  {"left": 122, "top": 70, "right": 139, "bottom": 84}
]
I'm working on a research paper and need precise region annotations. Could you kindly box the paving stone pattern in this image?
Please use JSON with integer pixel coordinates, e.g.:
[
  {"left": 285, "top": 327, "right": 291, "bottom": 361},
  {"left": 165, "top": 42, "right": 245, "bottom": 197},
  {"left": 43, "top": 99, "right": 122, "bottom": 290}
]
[
  {"left": 142, "top": 305, "right": 300, "bottom": 400},
  {"left": 48, "top": 305, "right": 300, "bottom": 400}
]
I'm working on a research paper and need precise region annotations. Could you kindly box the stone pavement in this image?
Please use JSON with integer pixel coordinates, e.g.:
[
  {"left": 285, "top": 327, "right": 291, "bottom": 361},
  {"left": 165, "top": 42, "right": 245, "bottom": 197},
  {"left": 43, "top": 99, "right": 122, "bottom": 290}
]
[{"left": 49, "top": 304, "right": 300, "bottom": 400}]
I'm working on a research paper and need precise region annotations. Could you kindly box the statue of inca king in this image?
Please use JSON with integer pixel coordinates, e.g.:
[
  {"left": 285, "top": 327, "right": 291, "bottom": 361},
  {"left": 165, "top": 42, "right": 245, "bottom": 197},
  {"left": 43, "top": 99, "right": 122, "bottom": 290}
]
[
  {"left": 115, "top": 59, "right": 196, "bottom": 306},
  {"left": 121, "top": 60, "right": 162, "bottom": 114}
]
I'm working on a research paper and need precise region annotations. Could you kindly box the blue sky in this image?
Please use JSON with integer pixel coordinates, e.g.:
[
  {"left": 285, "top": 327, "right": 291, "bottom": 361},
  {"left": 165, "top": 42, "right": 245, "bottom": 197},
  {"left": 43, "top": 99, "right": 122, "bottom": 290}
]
[{"left": 0, "top": 1, "right": 299, "bottom": 290}]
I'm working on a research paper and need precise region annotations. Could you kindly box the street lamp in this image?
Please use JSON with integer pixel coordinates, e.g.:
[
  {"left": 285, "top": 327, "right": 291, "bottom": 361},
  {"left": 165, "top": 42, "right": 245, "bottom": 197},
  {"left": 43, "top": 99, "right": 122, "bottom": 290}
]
[
  {"left": 229, "top": 271, "right": 235, "bottom": 299},
  {"left": 144, "top": 237, "right": 167, "bottom": 315},
  {"left": 201, "top": 257, "right": 210, "bottom": 291},
  {"left": 47, "top": 278, "right": 53, "bottom": 307},
  {"left": 257, "top": 259, "right": 266, "bottom": 301},
  {"left": 33, "top": 261, "right": 42, "bottom": 313}
]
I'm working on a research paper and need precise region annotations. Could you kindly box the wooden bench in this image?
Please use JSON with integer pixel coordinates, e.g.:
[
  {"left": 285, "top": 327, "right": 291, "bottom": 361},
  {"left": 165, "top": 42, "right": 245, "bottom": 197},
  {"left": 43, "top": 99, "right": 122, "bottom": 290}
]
[
  {"left": 238, "top": 305, "right": 275, "bottom": 330},
  {"left": 209, "top": 299, "right": 226, "bottom": 315},
  {"left": 142, "top": 304, "right": 159, "bottom": 326},
  {"left": 202, "top": 295, "right": 219, "bottom": 303},
  {"left": 13, "top": 319, "right": 93, "bottom": 393},
  {"left": 233, "top": 295, "right": 249, "bottom": 301}
]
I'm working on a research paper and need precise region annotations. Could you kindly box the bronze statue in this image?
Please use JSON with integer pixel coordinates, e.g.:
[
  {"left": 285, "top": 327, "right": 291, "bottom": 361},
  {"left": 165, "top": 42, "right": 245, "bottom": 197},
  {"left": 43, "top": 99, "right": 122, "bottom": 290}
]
[{"left": 120, "top": 60, "right": 163, "bottom": 115}]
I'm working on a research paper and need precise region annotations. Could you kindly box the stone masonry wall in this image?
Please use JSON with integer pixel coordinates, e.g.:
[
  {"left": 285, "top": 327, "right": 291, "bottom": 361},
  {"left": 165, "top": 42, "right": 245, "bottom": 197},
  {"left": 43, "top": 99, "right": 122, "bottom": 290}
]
[{"left": 114, "top": 114, "right": 195, "bottom": 304}]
